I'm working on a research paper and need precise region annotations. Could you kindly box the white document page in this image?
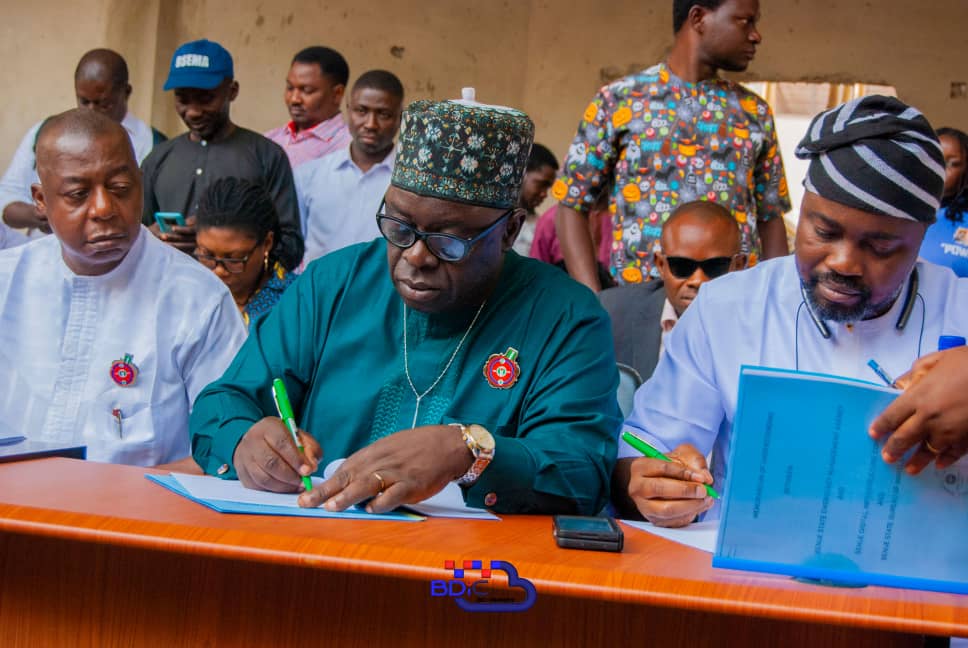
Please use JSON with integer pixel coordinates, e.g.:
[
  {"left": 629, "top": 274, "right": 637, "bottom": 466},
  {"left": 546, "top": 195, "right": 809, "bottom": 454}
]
[
  {"left": 171, "top": 462, "right": 500, "bottom": 520},
  {"left": 620, "top": 519, "right": 719, "bottom": 553},
  {"left": 171, "top": 473, "right": 323, "bottom": 508}
]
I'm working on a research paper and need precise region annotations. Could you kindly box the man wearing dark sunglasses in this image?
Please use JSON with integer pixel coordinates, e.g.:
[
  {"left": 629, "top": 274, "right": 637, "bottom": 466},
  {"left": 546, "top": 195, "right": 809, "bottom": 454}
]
[
  {"left": 601, "top": 200, "right": 745, "bottom": 386},
  {"left": 190, "top": 92, "right": 621, "bottom": 517}
]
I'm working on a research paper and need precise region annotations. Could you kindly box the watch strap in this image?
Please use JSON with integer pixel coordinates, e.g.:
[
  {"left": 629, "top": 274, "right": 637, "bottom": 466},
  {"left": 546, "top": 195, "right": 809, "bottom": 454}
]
[{"left": 449, "top": 423, "right": 494, "bottom": 486}]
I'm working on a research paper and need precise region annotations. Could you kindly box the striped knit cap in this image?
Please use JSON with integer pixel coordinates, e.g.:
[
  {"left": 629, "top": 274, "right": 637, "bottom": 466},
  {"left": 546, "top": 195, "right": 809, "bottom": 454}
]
[{"left": 795, "top": 95, "right": 944, "bottom": 224}]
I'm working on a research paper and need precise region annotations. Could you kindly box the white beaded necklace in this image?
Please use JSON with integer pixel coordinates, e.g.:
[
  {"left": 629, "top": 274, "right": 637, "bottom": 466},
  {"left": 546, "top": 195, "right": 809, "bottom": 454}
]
[{"left": 402, "top": 299, "right": 486, "bottom": 429}]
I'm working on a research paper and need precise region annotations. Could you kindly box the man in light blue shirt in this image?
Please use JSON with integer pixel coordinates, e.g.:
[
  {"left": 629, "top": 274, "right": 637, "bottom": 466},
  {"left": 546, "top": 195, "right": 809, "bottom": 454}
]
[
  {"left": 613, "top": 96, "right": 968, "bottom": 527},
  {"left": 296, "top": 71, "right": 403, "bottom": 263}
]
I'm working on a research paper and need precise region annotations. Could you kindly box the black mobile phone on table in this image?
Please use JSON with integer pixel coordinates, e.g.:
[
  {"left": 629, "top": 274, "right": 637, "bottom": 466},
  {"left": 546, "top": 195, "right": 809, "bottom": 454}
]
[{"left": 553, "top": 515, "right": 624, "bottom": 552}]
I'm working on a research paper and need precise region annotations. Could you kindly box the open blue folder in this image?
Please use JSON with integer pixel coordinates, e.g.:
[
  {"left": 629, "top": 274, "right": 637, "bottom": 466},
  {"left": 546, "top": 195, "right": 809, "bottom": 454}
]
[
  {"left": 146, "top": 474, "right": 424, "bottom": 521},
  {"left": 714, "top": 366, "right": 968, "bottom": 595}
]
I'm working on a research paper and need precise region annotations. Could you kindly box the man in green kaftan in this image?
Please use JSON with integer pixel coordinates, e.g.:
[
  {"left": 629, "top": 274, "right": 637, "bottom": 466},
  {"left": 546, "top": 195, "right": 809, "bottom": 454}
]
[{"left": 189, "top": 89, "right": 621, "bottom": 515}]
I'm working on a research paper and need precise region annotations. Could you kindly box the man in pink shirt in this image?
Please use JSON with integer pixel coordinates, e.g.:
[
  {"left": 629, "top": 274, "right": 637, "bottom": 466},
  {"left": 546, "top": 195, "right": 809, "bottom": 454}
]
[
  {"left": 265, "top": 46, "right": 352, "bottom": 168},
  {"left": 531, "top": 188, "right": 614, "bottom": 287}
]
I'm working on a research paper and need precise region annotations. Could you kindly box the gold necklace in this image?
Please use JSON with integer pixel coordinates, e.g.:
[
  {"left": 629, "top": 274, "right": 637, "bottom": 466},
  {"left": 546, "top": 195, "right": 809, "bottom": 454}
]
[{"left": 402, "top": 300, "right": 486, "bottom": 429}]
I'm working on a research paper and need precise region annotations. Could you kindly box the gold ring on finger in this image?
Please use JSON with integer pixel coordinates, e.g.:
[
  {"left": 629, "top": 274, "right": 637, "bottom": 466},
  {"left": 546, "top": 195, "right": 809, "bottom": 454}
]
[
  {"left": 373, "top": 472, "right": 386, "bottom": 493},
  {"left": 924, "top": 440, "right": 943, "bottom": 454}
]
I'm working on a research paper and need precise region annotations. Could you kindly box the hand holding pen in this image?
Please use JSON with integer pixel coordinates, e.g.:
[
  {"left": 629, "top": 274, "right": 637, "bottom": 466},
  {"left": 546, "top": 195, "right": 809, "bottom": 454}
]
[
  {"left": 870, "top": 347, "right": 968, "bottom": 474},
  {"left": 231, "top": 379, "right": 321, "bottom": 493},
  {"left": 621, "top": 430, "right": 718, "bottom": 528},
  {"left": 272, "top": 378, "right": 314, "bottom": 492}
]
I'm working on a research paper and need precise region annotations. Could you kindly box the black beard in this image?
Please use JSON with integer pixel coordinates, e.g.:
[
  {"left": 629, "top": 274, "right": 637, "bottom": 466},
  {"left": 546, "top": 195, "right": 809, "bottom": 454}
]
[{"left": 803, "top": 271, "right": 878, "bottom": 323}]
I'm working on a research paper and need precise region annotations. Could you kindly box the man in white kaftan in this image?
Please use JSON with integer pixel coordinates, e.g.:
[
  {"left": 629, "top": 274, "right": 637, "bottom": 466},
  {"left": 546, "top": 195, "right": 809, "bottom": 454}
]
[{"left": 0, "top": 109, "right": 244, "bottom": 466}]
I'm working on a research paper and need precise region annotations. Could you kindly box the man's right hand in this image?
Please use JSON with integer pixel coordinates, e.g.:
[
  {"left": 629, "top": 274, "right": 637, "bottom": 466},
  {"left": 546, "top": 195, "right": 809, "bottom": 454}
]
[
  {"left": 148, "top": 217, "right": 197, "bottom": 253},
  {"left": 627, "top": 443, "right": 715, "bottom": 527},
  {"left": 233, "top": 417, "right": 321, "bottom": 492},
  {"left": 871, "top": 347, "right": 968, "bottom": 473},
  {"left": 3, "top": 201, "right": 50, "bottom": 233}
]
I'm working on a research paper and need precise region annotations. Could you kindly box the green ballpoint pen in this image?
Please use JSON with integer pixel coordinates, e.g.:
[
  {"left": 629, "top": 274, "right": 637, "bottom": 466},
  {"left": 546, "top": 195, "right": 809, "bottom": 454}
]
[
  {"left": 271, "top": 378, "right": 314, "bottom": 492},
  {"left": 621, "top": 430, "right": 720, "bottom": 499}
]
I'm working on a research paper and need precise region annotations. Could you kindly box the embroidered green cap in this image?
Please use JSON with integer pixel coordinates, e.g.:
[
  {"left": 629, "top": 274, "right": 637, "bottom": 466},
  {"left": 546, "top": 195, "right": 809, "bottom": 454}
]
[{"left": 391, "top": 88, "right": 535, "bottom": 209}]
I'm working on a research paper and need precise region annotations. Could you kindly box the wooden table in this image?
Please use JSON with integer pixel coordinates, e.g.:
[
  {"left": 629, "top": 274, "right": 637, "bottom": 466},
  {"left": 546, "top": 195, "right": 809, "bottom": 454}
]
[{"left": 0, "top": 458, "right": 963, "bottom": 647}]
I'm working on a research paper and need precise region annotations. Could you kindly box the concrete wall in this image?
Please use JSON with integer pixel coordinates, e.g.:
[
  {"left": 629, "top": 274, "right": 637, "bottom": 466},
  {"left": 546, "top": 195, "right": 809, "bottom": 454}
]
[
  {"left": 0, "top": 0, "right": 162, "bottom": 158},
  {"left": 168, "top": 0, "right": 533, "bottom": 138},
  {"left": 1, "top": 0, "right": 108, "bottom": 151},
  {"left": 2, "top": 0, "right": 967, "bottom": 176}
]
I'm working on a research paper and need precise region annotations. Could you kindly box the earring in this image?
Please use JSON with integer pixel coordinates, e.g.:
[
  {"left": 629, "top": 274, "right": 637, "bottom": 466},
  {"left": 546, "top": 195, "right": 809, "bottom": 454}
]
[{"left": 263, "top": 250, "right": 269, "bottom": 272}]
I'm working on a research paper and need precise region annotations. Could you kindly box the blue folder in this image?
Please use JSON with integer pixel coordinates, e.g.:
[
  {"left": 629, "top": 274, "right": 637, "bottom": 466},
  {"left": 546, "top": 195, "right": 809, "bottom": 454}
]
[
  {"left": 714, "top": 366, "right": 968, "bottom": 595},
  {"left": 146, "top": 474, "right": 424, "bottom": 521}
]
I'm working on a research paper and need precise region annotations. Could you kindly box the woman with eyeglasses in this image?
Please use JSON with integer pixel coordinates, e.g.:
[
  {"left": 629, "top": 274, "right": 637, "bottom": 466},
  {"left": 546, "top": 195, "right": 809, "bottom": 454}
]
[{"left": 194, "top": 177, "right": 296, "bottom": 326}]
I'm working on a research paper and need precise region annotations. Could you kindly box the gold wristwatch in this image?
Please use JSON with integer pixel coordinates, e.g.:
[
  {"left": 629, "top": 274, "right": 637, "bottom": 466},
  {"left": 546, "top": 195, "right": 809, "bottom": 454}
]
[{"left": 450, "top": 423, "right": 495, "bottom": 485}]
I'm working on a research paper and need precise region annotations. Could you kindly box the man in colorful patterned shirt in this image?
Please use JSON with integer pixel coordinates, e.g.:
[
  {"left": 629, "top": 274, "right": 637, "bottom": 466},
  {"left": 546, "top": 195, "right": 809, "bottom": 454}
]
[{"left": 554, "top": 0, "right": 791, "bottom": 289}]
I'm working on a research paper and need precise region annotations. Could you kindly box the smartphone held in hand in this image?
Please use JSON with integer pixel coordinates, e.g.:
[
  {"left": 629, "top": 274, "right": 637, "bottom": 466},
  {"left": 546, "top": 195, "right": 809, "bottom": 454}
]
[{"left": 154, "top": 212, "right": 186, "bottom": 233}]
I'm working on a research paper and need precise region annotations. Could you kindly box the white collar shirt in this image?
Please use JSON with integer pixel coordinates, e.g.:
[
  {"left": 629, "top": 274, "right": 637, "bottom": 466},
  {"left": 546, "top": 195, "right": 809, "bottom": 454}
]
[
  {"left": 658, "top": 297, "right": 679, "bottom": 356},
  {"left": 0, "top": 228, "right": 246, "bottom": 465},
  {"left": 0, "top": 222, "right": 28, "bottom": 250},
  {"left": 620, "top": 255, "right": 968, "bottom": 519},
  {"left": 120, "top": 111, "right": 156, "bottom": 165},
  {"left": 512, "top": 214, "right": 537, "bottom": 257},
  {"left": 295, "top": 145, "right": 395, "bottom": 264}
]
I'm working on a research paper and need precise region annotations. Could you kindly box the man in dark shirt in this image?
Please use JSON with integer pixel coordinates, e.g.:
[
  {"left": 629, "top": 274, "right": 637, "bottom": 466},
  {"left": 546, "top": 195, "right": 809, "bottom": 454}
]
[{"left": 141, "top": 39, "right": 303, "bottom": 269}]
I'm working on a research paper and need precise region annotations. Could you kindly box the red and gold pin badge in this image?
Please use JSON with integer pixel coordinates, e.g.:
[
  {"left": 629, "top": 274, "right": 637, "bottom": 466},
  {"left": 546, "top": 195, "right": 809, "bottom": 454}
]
[
  {"left": 110, "top": 353, "right": 139, "bottom": 387},
  {"left": 484, "top": 347, "right": 520, "bottom": 389}
]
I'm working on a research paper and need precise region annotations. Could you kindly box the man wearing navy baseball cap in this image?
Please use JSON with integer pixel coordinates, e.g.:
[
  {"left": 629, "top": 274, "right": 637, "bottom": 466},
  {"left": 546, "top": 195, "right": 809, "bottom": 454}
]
[
  {"left": 141, "top": 39, "right": 304, "bottom": 271},
  {"left": 163, "top": 38, "right": 235, "bottom": 91}
]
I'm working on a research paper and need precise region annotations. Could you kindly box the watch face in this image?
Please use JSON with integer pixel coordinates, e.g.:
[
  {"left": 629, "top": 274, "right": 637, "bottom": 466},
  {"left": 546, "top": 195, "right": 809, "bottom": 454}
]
[{"left": 468, "top": 424, "right": 495, "bottom": 452}]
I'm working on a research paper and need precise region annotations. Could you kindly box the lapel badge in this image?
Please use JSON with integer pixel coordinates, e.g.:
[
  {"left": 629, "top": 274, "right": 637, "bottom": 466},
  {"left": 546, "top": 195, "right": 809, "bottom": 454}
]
[
  {"left": 484, "top": 347, "right": 520, "bottom": 389},
  {"left": 110, "top": 353, "right": 139, "bottom": 387}
]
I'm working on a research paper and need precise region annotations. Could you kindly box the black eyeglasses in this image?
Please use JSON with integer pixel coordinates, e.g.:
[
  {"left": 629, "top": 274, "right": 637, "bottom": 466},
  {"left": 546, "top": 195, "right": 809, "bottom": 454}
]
[
  {"left": 376, "top": 200, "right": 513, "bottom": 262},
  {"left": 193, "top": 240, "right": 262, "bottom": 274},
  {"left": 664, "top": 255, "right": 735, "bottom": 279}
]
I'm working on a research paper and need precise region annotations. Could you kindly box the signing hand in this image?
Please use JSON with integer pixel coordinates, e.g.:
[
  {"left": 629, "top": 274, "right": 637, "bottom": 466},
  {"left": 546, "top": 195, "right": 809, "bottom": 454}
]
[
  {"left": 298, "top": 425, "right": 473, "bottom": 513},
  {"left": 627, "top": 443, "right": 715, "bottom": 528},
  {"left": 870, "top": 347, "right": 968, "bottom": 474},
  {"left": 233, "top": 417, "right": 321, "bottom": 492}
]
